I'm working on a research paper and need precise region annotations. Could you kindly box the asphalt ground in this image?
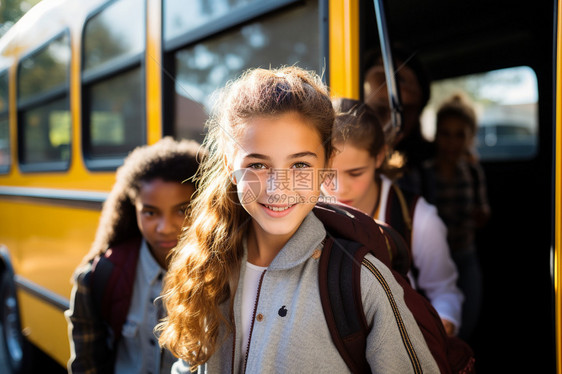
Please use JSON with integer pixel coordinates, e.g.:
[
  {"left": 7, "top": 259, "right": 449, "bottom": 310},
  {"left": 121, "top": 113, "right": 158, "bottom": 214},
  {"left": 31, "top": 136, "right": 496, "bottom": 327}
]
[{"left": 0, "top": 325, "right": 66, "bottom": 374}]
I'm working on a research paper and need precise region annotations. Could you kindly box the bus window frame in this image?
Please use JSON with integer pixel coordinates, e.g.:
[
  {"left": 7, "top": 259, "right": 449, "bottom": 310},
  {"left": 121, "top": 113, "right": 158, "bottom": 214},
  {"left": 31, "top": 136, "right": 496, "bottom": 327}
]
[
  {"left": 16, "top": 29, "right": 72, "bottom": 174},
  {"left": 80, "top": 0, "right": 147, "bottom": 171},
  {"left": 0, "top": 69, "right": 10, "bottom": 174},
  {"left": 161, "top": 0, "right": 327, "bottom": 139},
  {"left": 163, "top": 0, "right": 301, "bottom": 52},
  {"left": 421, "top": 64, "right": 540, "bottom": 163}
]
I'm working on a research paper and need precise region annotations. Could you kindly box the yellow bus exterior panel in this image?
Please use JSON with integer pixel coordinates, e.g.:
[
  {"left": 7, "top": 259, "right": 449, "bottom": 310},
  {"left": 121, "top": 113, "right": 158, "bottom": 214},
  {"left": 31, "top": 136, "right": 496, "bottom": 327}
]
[
  {"left": 146, "top": 0, "right": 163, "bottom": 144},
  {"left": 18, "top": 290, "right": 70, "bottom": 368},
  {"left": 0, "top": 199, "right": 101, "bottom": 367},
  {"left": 0, "top": 173, "right": 116, "bottom": 191},
  {"left": 329, "top": 0, "right": 360, "bottom": 100},
  {"left": 554, "top": 1, "right": 562, "bottom": 374},
  {"left": 0, "top": 200, "right": 100, "bottom": 297},
  {"left": 0, "top": 0, "right": 153, "bottom": 369}
]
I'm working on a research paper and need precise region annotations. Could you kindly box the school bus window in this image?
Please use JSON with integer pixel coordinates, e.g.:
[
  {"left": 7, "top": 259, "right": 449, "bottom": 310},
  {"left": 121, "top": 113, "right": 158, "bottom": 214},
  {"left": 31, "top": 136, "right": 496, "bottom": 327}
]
[
  {"left": 83, "top": 0, "right": 144, "bottom": 73},
  {"left": 18, "top": 35, "right": 70, "bottom": 102},
  {"left": 164, "top": 0, "right": 298, "bottom": 43},
  {"left": 82, "top": 0, "right": 145, "bottom": 168},
  {"left": 420, "top": 66, "right": 538, "bottom": 161},
  {"left": 85, "top": 68, "right": 143, "bottom": 158},
  {"left": 17, "top": 32, "right": 71, "bottom": 171},
  {"left": 168, "top": 0, "right": 319, "bottom": 140},
  {"left": 0, "top": 72, "right": 8, "bottom": 173},
  {"left": 0, "top": 118, "right": 9, "bottom": 173},
  {"left": 20, "top": 99, "right": 71, "bottom": 164},
  {"left": 0, "top": 71, "right": 8, "bottom": 113}
]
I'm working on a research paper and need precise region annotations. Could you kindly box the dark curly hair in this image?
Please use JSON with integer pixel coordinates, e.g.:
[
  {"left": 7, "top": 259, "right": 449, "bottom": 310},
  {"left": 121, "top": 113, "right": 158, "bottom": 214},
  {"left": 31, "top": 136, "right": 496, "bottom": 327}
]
[{"left": 77, "top": 136, "right": 203, "bottom": 269}]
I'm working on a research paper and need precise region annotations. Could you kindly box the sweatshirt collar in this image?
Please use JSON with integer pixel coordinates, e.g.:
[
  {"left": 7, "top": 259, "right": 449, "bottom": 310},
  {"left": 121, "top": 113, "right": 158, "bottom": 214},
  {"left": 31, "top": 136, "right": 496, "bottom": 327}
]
[{"left": 266, "top": 211, "right": 326, "bottom": 271}]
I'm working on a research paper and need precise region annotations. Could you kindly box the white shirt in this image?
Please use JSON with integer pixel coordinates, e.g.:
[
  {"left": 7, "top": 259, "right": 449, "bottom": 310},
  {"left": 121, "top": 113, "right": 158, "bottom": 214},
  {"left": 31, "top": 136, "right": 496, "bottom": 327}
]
[
  {"left": 241, "top": 261, "right": 267, "bottom": 363},
  {"left": 114, "top": 240, "right": 176, "bottom": 374},
  {"left": 376, "top": 175, "right": 464, "bottom": 330}
]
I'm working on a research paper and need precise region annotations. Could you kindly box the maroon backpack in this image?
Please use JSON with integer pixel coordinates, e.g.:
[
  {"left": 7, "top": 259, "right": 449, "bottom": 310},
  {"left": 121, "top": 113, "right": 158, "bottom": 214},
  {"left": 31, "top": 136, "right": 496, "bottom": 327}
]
[
  {"left": 90, "top": 236, "right": 142, "bottom": 344},
  {"left": 313, "top": 202, "right": 475, "bottom": 374}
]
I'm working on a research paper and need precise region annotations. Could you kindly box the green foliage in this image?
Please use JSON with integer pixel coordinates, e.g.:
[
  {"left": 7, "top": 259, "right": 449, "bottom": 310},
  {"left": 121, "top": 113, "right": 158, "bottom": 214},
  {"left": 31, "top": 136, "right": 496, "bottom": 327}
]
[{"left": 0, "top": 0, "right": 42, "bottom": 37}]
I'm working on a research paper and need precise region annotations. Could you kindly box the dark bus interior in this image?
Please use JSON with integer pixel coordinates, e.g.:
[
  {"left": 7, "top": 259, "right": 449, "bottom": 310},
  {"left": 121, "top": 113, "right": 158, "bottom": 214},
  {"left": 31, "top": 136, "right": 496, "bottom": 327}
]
[{"left": 361, "top": 0, "right": 556, "bottom": 371}]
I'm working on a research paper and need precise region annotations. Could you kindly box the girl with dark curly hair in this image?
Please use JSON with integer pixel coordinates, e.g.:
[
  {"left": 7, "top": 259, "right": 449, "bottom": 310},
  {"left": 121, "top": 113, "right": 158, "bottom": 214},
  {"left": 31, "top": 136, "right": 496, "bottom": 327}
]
[{"left": 66, "top": 136, "right": 202, "bottom": 374}]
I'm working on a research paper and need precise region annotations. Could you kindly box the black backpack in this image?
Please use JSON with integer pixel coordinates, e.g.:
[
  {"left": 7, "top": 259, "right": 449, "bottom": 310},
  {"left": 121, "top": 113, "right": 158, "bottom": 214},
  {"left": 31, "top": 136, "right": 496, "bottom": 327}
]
[{"left": 313, "top": 202, "right": 475, "bottom": 374}]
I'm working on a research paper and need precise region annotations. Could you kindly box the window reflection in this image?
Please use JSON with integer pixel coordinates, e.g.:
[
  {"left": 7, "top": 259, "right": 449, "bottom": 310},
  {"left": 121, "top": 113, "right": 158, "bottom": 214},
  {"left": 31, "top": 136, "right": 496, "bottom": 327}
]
[
  {"left": 165, "top": 0, "right": 275, "bottom": 41},
  {"left": 86, "top": 68, "right": 143, "bottom": 159},
  {"left": 20, "top": 97, "right": 70, "bottom": 165},
  {"left": 0, "top": 73, "right": 8, "bottom": 172},
  {"left": 83, "top": 0, "right": 144, "bottom": 72},
  {"left": 0, "top": 118, "right": 9, "bottom": 171},
  {"left": 82, "top": 0, "right": 145, "bottom": 168},
  {"left": 19, "top": 33, "right": 70, "bottom": 102},
  {"left": 0, "top": 73, "right": 8, "bottom": 113},
  {"left": 171, "top": 1, "right": 319, "bottom": 139},
  {"left": 421, "top": 66, "right": 538, "bottom": 161},
  {"left": 17, "top": 33, "right": 71, "bottom": 170}
]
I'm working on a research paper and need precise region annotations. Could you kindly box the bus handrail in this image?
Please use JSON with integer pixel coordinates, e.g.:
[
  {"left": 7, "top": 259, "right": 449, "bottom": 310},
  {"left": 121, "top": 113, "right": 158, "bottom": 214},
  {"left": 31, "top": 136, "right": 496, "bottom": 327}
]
[{"left": 373, "top": 0, "right": 402, "bottom": 144}]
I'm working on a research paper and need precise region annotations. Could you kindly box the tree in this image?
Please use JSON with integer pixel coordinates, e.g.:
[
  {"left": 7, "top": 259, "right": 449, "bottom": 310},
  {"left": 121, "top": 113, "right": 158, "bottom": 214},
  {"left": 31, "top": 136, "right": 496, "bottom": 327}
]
[{"left": 0, "top": 0, "right": 42, "bottom": 37}]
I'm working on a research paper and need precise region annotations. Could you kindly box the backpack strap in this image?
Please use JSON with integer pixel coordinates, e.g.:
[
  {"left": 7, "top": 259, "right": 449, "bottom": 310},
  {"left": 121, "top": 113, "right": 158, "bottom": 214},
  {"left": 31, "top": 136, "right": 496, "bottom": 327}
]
[
  {"left": 385, "top": 183, "right": 419, "bottom": 247},
  {"left": 91, "top": 256, "right": 115, "bottom": 320},
  {"left": 319, "top": 234, "right": 371, "bottom": 374},
  {"left": 386, "top": 184, "right": 421, "bottom": 280},
  {"left": 320, "top": 234, "right": 424, "bottom": 374},
  {"left": 313, "top": 203, "right": 392, "bottom": 267},
  {"left": 90, "top": 236, "right": 142, "bottom": 344},
  {"left": 376, "top": 220, "right": 411, "bottom": 278}
]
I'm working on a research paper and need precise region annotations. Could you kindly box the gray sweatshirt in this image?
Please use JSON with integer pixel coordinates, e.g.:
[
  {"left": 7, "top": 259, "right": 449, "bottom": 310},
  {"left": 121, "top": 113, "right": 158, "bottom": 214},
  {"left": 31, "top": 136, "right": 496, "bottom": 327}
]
[{"left": 173, "top": 212, "right": 439, "bottom": 374}]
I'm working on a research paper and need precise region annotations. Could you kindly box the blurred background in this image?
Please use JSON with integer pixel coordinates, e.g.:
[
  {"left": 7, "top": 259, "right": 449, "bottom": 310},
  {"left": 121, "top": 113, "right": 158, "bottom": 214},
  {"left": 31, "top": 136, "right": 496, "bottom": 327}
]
[{"left": 0, "top": 0, "right": 559, "bottom": 373}]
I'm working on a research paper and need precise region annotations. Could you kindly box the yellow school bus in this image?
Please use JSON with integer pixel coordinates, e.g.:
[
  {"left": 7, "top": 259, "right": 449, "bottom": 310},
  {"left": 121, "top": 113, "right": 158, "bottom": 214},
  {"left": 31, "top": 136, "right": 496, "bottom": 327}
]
[
  {"left": 552, "top": 2, "right": 562, "bottom": 373},
  {"left": 0, "top": 0, "right": 560, "bottom": 372}
]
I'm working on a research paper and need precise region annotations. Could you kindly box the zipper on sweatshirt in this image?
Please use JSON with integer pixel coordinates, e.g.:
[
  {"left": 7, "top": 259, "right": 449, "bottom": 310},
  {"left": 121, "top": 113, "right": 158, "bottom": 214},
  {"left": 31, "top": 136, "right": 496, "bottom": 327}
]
[
  {"left": 240, "top": 269, "right": 267, "bottom": 374},
  {"left": 230, "top": 313, "right": 236, "bottom": 374}
]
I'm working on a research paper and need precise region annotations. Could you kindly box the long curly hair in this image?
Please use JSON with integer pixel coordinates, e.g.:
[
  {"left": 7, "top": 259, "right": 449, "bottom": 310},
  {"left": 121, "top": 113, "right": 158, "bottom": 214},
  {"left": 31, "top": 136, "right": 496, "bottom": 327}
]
[
  {"left": 77, "top": 136, "right": 203, "bottom": 271},
  {"left": 157, "top": 66, "right": 335, "bottom": 368}
]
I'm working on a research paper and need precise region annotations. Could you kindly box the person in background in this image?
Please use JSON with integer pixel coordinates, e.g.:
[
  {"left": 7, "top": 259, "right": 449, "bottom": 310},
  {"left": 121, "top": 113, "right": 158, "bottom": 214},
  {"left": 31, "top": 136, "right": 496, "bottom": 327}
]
[
  {"left": 325, "top": 97, "right": 464, "bottom": 337},
  {"left": 363, "top": 46, "right": 434, "bottom": 194},
  {"left": 65, "top": 136, "right": 202, "bottom": 374},
  {"left": 157, "top": 66, "right": 438, "bottom": 373},
  {"left": 422, "top": 93, "right": 490, "bottom": 341}
]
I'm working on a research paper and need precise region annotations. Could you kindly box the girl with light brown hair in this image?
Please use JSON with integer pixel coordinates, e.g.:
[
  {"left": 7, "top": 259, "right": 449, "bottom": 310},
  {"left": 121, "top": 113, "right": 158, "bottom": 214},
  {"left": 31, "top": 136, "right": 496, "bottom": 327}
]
[{"left": 157, "top": 66, "right": 438, "bottom": 373}]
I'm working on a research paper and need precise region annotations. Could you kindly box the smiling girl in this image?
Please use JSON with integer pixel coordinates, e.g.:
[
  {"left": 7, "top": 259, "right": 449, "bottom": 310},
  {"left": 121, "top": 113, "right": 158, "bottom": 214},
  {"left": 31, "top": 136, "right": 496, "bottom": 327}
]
[{"left": 157, "top": 67, "right": 439, "bottom": 373}]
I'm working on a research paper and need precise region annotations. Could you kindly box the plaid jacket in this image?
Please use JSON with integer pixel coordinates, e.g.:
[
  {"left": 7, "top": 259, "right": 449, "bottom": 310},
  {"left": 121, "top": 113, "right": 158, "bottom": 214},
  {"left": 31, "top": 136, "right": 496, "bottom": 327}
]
[{"left": 65, "top": 237, "right": 141, "bottom": 374}]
